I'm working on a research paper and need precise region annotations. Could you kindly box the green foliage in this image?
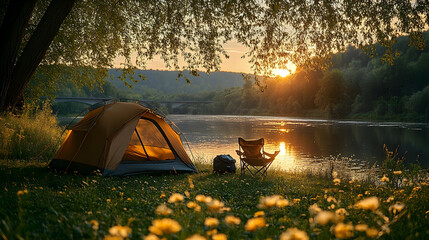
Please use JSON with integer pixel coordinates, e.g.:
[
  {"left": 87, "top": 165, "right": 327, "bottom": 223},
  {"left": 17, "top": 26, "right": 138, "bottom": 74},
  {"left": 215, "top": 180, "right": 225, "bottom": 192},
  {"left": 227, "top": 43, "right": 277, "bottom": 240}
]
[
  {"left": 9, "top": 0, "right": 429, "bottom": 95},
  {"left": 25, "top": 65, "right": 107, "bottom": 104},
  {"left": 314, "top": 70, "right": 345, "bottom": 117},
  {"left": 0, "top": 161, "right": 428, "bottom": 239},
  {"left": 0, "top": 102, "right": 63, "bottom": 161}
]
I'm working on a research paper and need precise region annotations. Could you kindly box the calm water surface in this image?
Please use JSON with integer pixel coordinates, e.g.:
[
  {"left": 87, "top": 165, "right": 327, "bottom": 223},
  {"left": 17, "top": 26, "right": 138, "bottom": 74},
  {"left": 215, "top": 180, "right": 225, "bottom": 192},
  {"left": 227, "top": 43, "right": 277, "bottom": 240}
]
[{"left": 168, "top": 115, "right": 429, "bottom": 172}]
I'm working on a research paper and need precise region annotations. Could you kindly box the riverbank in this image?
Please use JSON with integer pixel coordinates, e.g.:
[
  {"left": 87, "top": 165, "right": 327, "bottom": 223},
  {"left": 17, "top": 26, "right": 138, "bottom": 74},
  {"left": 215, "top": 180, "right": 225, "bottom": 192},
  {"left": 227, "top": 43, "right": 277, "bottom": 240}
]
[{"left": 1, "top": 160, "right": 428, "bottom": 239}]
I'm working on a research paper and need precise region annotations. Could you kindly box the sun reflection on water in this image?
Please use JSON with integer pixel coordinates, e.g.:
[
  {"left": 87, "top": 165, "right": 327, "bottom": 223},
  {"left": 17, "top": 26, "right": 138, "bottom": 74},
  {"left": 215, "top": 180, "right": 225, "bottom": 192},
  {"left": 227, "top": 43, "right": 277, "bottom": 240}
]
[
  {"left": 278, "top": 129, "right": 290, "bottom": 133},
  {"left": 273, "top": 141, "right": 297, "bottom": 170}
]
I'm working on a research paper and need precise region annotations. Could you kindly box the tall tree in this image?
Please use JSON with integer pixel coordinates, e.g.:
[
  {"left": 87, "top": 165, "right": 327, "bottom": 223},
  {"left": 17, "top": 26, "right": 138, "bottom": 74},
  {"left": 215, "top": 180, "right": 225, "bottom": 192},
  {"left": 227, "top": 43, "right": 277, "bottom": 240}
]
[{"left": 1, "top": 0, "right": 428, "bottom": 112}]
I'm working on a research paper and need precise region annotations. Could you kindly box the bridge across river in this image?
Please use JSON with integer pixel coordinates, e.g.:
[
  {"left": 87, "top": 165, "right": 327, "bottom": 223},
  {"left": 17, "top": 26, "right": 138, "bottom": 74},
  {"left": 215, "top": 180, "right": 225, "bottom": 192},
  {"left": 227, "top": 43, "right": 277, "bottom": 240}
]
[{"left": 50, "top": 97, "right": 212, "bottom": 108}]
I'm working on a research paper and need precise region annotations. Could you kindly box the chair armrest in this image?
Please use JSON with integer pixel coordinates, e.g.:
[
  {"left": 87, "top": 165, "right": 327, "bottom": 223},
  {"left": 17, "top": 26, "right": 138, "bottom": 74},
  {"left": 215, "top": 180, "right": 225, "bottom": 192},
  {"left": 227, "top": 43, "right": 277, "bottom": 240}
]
[{"left": 263, "top": 150, "right": 280, "bottom": 158}]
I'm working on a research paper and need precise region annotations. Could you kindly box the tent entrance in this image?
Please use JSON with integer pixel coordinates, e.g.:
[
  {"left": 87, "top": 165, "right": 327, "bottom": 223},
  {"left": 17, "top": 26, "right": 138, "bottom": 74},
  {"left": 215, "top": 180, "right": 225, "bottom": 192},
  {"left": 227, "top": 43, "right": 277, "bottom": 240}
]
[{"left": 122, "top": 118, "right": 175, "bottom": 161}]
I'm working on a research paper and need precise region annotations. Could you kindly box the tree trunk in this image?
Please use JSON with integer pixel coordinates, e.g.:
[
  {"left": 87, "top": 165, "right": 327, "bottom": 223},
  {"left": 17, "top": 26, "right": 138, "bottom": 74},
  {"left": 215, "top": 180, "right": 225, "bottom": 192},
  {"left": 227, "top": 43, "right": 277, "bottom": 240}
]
[
  {"left": 0, "top": 0, "right": 76, "bottom": 112},
  {"left": 0, "top": 0, "right": 37, "bottom": 111}
]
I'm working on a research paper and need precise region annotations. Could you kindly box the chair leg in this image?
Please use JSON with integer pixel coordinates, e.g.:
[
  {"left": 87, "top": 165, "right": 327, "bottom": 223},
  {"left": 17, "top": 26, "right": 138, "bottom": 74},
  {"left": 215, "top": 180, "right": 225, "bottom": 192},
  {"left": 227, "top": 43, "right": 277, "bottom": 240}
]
[
  {"left": 254, "top": 166, "right": 267, "bottom": 176},
  {"left": 248, "top": 165, "right": 256, "bottom": 177},
  {"left": 241, "top": 160, "right": 274, "bottom": 177},
  {"left": 260, "top": 161, "right": 273, "bottom": 177}
]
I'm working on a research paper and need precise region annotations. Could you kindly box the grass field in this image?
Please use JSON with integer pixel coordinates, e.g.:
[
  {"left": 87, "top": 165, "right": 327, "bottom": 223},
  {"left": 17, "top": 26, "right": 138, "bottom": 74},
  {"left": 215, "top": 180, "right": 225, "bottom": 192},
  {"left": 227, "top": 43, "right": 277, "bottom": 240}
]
[{"left": 1, "top": 160, "right": 428, "bottom": 240}]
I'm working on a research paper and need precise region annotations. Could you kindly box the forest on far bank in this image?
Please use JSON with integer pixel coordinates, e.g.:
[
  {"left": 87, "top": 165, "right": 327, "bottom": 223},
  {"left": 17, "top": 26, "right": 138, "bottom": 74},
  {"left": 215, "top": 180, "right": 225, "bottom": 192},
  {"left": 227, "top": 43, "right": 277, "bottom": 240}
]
[{"left": 48, "top": 32, "right": 429, "bottom": 122}]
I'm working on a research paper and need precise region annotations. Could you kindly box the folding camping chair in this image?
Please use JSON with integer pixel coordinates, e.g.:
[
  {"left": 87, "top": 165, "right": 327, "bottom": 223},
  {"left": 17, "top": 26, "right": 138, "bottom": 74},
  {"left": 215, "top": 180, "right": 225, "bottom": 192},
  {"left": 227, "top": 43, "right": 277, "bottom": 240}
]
[{"left": 236, "top": 138, "right": 280, "bottom": 177}]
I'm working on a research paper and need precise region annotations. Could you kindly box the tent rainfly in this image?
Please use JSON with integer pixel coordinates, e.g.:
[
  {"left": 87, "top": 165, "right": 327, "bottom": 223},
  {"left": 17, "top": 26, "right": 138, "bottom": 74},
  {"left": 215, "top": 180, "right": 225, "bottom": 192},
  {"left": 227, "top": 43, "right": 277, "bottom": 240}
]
[{"left": 49, "top": 101, "right": 197, "bottom": 176}]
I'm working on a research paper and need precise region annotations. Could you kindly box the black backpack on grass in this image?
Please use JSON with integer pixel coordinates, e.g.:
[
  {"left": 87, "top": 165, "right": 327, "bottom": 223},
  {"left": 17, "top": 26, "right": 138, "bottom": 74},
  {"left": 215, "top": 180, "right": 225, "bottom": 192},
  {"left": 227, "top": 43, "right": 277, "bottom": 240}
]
[{"left": 213, "top": 154, "right": 236, "bottom": 174}]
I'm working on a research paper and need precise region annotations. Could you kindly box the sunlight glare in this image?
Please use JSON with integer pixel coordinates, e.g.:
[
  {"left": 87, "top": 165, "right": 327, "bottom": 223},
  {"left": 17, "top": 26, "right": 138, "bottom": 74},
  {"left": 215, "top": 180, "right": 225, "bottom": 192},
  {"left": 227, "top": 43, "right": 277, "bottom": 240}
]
[
  {"left": 274, "top": 141, "right": 297, "bottom": 170},
  {"left": 273, "top": 68, "right": 290, "bottom": 77},
  {"left": 279, "top": 142, "right": 286, "bottom": 154}
]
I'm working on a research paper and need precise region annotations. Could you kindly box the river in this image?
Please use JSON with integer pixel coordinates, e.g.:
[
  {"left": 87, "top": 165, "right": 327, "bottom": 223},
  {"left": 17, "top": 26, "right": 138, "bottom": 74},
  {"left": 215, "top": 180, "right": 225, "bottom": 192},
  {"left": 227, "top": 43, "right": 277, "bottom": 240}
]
[{"left": 167, "top": 115, "right": 429, "bottom": 173}]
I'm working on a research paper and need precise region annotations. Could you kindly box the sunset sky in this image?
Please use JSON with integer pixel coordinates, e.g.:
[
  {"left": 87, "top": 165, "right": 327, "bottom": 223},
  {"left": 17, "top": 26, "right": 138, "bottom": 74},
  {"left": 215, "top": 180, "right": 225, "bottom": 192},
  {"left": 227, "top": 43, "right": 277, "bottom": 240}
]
[
  {"left": 116, "top": 41, "right": 296, "bottom": 75},
  {"left": 140, "top": 41, "right": 252, "bottom": 73}
]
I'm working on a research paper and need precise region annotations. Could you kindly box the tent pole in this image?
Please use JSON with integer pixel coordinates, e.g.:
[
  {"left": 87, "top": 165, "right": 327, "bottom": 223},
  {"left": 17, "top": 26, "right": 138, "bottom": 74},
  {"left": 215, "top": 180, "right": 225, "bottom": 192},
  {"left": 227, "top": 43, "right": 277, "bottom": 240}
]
[{"left": 135, "top": 129, "right": 151, "bottom": 161}]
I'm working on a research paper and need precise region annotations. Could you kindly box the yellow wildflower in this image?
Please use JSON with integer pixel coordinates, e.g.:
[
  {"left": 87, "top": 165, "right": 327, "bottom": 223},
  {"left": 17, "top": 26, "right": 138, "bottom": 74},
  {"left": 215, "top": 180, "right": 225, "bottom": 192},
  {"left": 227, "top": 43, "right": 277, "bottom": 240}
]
[
  {"left": 212, "top": 233, "right": 227, "bottom": 240},
  {"left": 381, "top": 175, "right": 389, "bottom": 182},
  {"left": 314, "top": 211, "right": 336, "bottom": 226},
  {"left": 244, "top": 217, "right": 266, "bottom": 232},
  {"left": 220, "top": 207, "right": 231, "bottom": 212},
  {"left": 149, "top": 218, "right": 182, "bottom": 235},
  {"left": 279, "top": 227, "right": 309, "bottom": 240},
  {"left": 354, "top": 196, "right": 379, "bottom": 211},
  {"left": 293, "top": 198, "right": 301, "bottom": 204},
  {"left": 389, "top": 202, "right": 405, "bottom": 214},
  {"left": 254, "top": 211, "right": 265, "bottom": 217},
  {"left": 393, "top": 171, "right": 402, "bottom": 175},
  {"left": 160, "top": 193, "right": 166, "bottom": 198},
  {"left": 143, "top": 233, "right": 160, "bottom": 240},
  {"left": 104, "top": 236, "right": 123, "bottom": 240},
  {"left": 257, "top": 195, "right": 282, "bottom": 208},
  {"left": 386, "top": 196, "right": 394, "bottom": 203},
  {"left": 412, "top": 186, "right": 421, "bottom": 191},
  {"left": 185, "top": 234, "right": 207, "bottom": 240},
  {"left": 111, "top": 187, "right": 116, "bottom": 191},
  {"left": 333, "top": 178, "right": 341, "bottom": 185},
  {"left": 225, "top": 215, "right": 241, "bottom": 225},
  {"left": 207, "top": 199, "right": 225, "bottom": 211},
  {"left": 184, "top": 190, "right": 190, "bottom": 198},
  {"left": 90, "top": 220, "right": 99, "bottom": 231},
  {"left": 276, "top": 199, "right": 290, "bottom": 207},
  {"left": 155, "top": 204, "right": 173, "bottom": 216},
  {"left": 187, "top": 201, "right": 198, "bottom": 208},
  {"left": 206, "top": 229, "right": 218, "bottom": 236},
  {"left": 204, "top": 196, "right": 214, "bottom": 203},
  {"left": 335, "top": 208, "right": 348, "bottom": 216},
  {"left": 334, "top": 223, "right": 354, "bottom": 239},
  {"left": 195, "top": 195, "right": 205, "bottom": 202},
  {"left": 354, "top": 224, "right": 368, "bottom": 231},
  {"left": 366, "top": 228, "right": 379, "bottom": 238},
  {"left": 348, "top": 180, "right": 355, "bottom": 184},
  {"left": 127, "top": 198, "right": 132, "bottom": 201},
  {"left": 107, "top": 199, "right": 111, "bottom": 203},
  {"left": 204, "top": 217, "right": 219, "bottom": 227},
  {"left": 168, "top": 193, "right": 184, "bottom": 203},
  {"left": 327, "top": 196, "right": 337, "bottom": 203},
  {"left": 308, "top": 203, "right": 322, "bottom": 215},
  {"left": 188, "top": 176, "right": 195, "bottom": 189},
  {"left": 194, "top": 205, "right": 202, "bottom": 212},
  {"left": 108, "top": 225, "right": 132, "bottom": 238}
]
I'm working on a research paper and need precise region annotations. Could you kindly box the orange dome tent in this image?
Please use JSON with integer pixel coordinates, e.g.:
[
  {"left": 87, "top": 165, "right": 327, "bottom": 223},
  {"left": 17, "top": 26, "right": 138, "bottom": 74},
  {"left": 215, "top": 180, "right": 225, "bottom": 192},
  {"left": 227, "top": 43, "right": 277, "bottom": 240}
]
[{"left": 49, "top": 101, "right": 197, "bottom": 176}]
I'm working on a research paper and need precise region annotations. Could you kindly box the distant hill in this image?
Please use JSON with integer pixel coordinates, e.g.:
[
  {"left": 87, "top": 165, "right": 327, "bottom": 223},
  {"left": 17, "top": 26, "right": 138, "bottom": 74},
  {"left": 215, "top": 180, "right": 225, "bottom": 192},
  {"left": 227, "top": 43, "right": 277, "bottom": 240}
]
[{"left": 108, "top": 69, "right": 245, "bottom": 94}]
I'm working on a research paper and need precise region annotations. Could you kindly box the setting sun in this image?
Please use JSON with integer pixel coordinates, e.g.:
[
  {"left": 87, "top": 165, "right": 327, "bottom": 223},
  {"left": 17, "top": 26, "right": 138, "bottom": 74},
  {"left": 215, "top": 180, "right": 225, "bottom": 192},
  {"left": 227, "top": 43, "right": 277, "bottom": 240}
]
[{"left": 273, "top": 68, "right": 290, "bottom": 77}]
